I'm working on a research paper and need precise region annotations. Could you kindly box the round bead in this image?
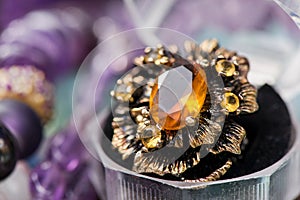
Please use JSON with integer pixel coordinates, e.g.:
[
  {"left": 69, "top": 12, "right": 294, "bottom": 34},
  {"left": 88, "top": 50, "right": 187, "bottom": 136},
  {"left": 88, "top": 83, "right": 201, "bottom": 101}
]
[
  {"left": 0, "top": 100, "right": 43, "bottom": 159},
  {"left": 141, "top": 125, "right": 162, "bottom": 149},
  {"left": 30, "top": 161, "right": 66, "bottom": 199},
  {"left": 48, "top": 127, "right": 87, "bottom": 172},
  {"left": 221, "top": 92, "right": 240, "bottom": 112},
  {"left": 215, "top": 59, "right": 236, "bottom": 76},
  {"left": 0, "top": 9, "right": 95, "bottom": 81},
  {"left": 30, "top": 161, "right": 98, "bottom": 200},
  {"left": 0, "top": 123, "right": 18, "bottom": 180},
  {"left": 0, "top": 66, "right": 54, "bottom": 123}
]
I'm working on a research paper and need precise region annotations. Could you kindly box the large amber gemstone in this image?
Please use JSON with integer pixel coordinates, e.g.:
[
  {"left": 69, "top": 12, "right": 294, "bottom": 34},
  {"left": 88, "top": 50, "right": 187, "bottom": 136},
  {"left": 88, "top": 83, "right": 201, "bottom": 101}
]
[{"left": 149, "top": 65, "right": 207, "bottom": 130}]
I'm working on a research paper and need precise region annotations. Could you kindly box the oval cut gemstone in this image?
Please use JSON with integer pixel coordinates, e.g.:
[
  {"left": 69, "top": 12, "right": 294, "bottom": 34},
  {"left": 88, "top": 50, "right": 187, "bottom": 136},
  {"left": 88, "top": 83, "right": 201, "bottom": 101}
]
[{"left": 149, "top": 65, "right": 207, "bottom": 130}]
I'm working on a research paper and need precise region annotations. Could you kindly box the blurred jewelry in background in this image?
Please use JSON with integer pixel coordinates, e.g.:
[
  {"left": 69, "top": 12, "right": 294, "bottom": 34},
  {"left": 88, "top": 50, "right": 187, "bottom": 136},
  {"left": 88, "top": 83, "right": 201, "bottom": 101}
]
[{"left": 0, "top": 6, "right": 97, "bottom": 200}]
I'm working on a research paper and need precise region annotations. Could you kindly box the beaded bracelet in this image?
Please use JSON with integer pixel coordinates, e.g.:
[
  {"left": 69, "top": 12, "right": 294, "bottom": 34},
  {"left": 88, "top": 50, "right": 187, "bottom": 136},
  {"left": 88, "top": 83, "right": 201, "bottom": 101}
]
[{"left": 0, "top": 8, "right": 97, "bottom": 200}]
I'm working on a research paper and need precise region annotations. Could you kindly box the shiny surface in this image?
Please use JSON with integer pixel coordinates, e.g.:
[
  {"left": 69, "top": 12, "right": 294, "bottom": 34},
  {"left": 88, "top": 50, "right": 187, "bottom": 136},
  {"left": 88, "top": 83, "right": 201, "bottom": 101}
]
[
  {"left": 215, "top": 60, "right": 236, "bottom": 76},
  {"left": 221, "top": 92, "right": 240, "bottom": 112},
  {"left": 149, "top": 65, "right": 207, "bottom": 130},
  {"left": 0, "top": 124, "right": 17, "bottom": 180},
  {"left": 140, "top": 125, "right": 162, "bottom": 149},
  {"left": 0, "top": 100, "right": 43, "bottom": 159}
]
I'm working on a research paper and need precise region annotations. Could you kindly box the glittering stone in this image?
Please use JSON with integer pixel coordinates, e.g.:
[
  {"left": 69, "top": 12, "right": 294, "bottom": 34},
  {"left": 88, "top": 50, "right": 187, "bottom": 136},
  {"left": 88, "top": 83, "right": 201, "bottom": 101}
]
[
  {"left": 0, "top": 66, "right": 54, "bottom": 123},
  {"left": 140, "top": 125, "right": 162, "bottom": 149},
  {"left": 215, "top": 60, "right": 236, "bottom": 76},
  {"left": 221, "top": 92, "right": 240, "bottom": 112},
  {"left": 149, "top": 64, "right": 207, "bottom": 130},
  {"left": 185, "top": 116, "right": 196, "bottom": 126}
]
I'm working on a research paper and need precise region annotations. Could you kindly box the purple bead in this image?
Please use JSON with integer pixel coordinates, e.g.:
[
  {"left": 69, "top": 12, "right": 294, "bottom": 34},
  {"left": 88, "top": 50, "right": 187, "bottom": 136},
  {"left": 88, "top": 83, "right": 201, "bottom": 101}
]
[
  {"left": 0, "top": 123, "right": 18, "bottom": 180},
  {"left": 48, "top": 128, "right": 87, "bottom": 172},
  {"left": 0, "top": 100, "right": 43, "bottom": 159},
  {"left": 0, "top": 9, "right": 95, "bottom": 81},
  {"left": 0, "top": 42, "right": 52, "bottom": 73},
  {"left": 31, "top": 161, "right": 98, "bottom": 200},
  {"left": 30, "top": 121, "right": 100, "bottom": 199},
  {"left": 30, "top": 161, "right": 66, "bottom": 200}
]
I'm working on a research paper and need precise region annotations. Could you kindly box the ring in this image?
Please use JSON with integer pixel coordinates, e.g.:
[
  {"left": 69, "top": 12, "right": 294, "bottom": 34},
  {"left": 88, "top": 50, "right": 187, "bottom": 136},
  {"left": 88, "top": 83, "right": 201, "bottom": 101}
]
[{"left": 110, "top": 39, "right": 258, "bottom": 182}]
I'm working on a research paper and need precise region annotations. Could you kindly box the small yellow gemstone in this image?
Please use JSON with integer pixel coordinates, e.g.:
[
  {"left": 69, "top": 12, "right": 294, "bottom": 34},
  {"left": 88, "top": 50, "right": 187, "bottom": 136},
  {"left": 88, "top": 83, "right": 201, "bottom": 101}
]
[
  {"left": 221, "top": 92, "right": 240, "bottom": 112},
  {"left": 215, "top": 60, "right": 236, "bottom": 76},
  {"left": 141, "top": 125, "right": 162, "bottom": 149}
]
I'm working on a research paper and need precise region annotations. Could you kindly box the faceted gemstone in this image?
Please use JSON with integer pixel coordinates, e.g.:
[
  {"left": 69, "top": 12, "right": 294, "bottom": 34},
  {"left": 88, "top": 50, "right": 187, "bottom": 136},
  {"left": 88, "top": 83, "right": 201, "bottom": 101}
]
[
  {"left": 215, "top": 60, "right": 236, "bottom": 76},
  {"left": 149, "top": 65, "right": 207, "bottom": 130},
  {"left": 140, "top": 125, "right": 162, "bottom": 149},
  {"left": 221, "top": 92, "right": 240, "bottom": 112}
]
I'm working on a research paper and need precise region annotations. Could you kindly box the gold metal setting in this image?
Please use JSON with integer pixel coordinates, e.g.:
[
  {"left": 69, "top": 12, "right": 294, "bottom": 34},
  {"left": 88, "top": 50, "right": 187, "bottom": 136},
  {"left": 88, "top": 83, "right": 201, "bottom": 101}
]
[
  {"left": 184, "top": 160, "right": 233, "bottom": 183},
  {"left": 111, "top": 39, "right": 258, "bottom": 181}
]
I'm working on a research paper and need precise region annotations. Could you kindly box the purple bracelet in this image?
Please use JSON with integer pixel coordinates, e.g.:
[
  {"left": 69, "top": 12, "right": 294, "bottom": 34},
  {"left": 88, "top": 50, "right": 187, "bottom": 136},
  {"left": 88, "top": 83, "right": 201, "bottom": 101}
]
[
  {"left": 0, "top": 8, "right": 94, "bottom": 81},
  {"left": 0, "top": 8, "right": 98, "bottom": 200}
]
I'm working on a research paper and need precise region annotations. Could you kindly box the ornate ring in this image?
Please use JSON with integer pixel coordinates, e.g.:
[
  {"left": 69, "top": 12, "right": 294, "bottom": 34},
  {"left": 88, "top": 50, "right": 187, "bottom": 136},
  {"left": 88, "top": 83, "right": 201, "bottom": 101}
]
[{"left": 110, "top": 39, "right": 258, "bottom": 182}]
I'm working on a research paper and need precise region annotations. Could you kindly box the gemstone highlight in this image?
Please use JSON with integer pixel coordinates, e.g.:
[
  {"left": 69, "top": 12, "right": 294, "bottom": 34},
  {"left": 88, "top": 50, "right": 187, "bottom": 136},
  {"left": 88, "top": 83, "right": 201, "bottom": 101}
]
[
  {"left": 215, "top": 60, "right": 236, "bottom": 76},
  {"left": 140, "top": 125, "right": 162, "bottom": 149},
  {"left": 221, "top": 92, "right": 240, "bottom": 112},
  {"left": 149, "top": 65, "right": 207, "bottom": 130}
]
